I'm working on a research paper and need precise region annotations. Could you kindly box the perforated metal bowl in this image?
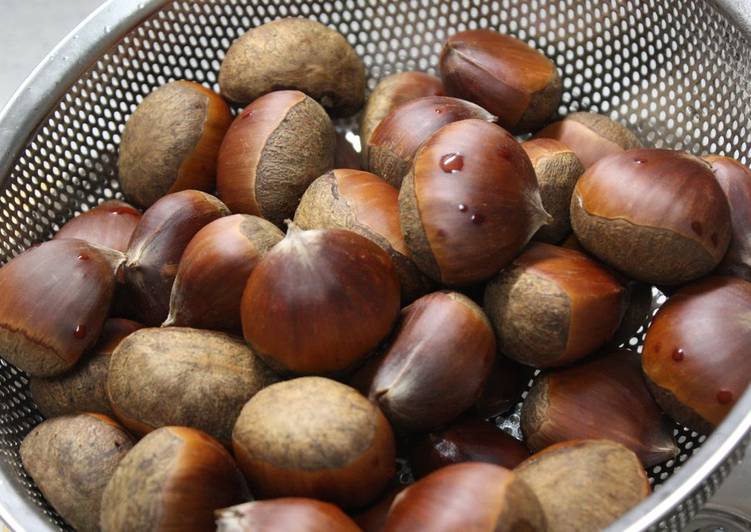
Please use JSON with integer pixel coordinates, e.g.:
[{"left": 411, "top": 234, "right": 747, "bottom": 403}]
[{"left": 0, "top": 1, "right": 750, "bottom": 530}]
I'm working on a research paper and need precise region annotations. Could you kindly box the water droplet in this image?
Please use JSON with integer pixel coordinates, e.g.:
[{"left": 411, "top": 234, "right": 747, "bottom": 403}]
[
  {"left": 73, "top": 324, "right": 87, "bottom": 339},
  {"left": 77, "top": 254, "right": 89, "bottom": 261},
  {"left": 691, "top": 221, "right": 703, "bottom": 237},
  {"left": 471, "top": 213, "right": 485, "bottom": 225},
  {"left": 497, "top": 146, "right": 512, "bottom": 160},
  {"left": 241, "top": 109, "right": 254, "bottom": 119},
  {"left": 671, "top": 348, "right": 684, "bottom": 362},
  {"left": 634, "top": 158, "right": 646, "bottom": 164},
  {"left": 436, "top": 229, "right": 447, "bottom": 239},
  {"left": 458, "top": 203, "right": 468, "bottom": 212},
  {"left": 716, "top": 389, "right": 734, "bottom": 404},
  {"left": 710, "top": 233, "right": 719, "bottom": 247},
  {"left": 440, "top": 153, "right": 464, "bottom": 173},
  {"left": 654, "top": 342, "right": 662, "bottom": 353},
  {"left": 434, "top": 107, "right": 442, "bottom": 114}
]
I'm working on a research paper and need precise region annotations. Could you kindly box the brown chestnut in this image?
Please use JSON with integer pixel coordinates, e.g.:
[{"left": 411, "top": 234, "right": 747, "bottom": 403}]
[
  {"left": 164, "top": 214, "right": 283, "bottom": 331},
  {"left": 118, "top": 80, "right": 232, "bottom": 208},
  {"left": 232, "top": 377, "right": 396, "bottom": 508},
  {"left": 484, "top": 243, "right": 626, "bottom": 367},
  {"left": 367, "top": 291, "right": 495, "bottom": 432},
  {"left": 335, "top": 132, "right": 362, "bottom": 170},
  {"left": 360, "top": 71, "right": 444, "bottom": 151},
  {"left": 123, "top": 190, "right": 229, "bottom": 325},
  {"left": 216, "top": 499, "right": 361, "bottom": 532},
  {"left": 30, "top": 318, "right": 142, "bottom": 418},
  {"left": 108, "top": 327, "right": 277, "bottom": 446},
  {"left": 440, "top": 29, "right": 561, "bottom": 133},
  {"left": 219, "top": 18, "right": 365, "bottom": 117},
  {"left": 400, "top": 118, "right": 550, "bottom": 285},
  {"left": 21, "top": 414, "right": 134, "bottom": 532},
  {"left": 521, "top": 349, "right": 677, "bottom": 466},
  {"left": 216, "top": 90, "right": 335, "bottom": 226},
  {"left": 410, "top": 417, "right": 529, "bottom": 478},
  {"left": 54, "top": 200, "right": 141, "bottom": 252},
  {"left": 100, "top": 426, "right": 248, "bottom": 532},
  {"left": 534, "top": 112, "right": 642, "bottom": 168},
  {"left": 384, "top": 462, "right": 546, "bottom": 532},
  {"left": 366, "top": 96, "right": 495, "bottom": 188},
  {"left": 515, "top": 440, "right": 650, "bottom": 532},
  {"left": 0, "top": 239, "right": 121, "bottom": 377},
  {"left": 241, "top": 224, "right": 400, "bottom": 374},
  {"left": 571, "top": 149, "right": 731, "bottom": 285},
  {"left": 474, "top": 356, "right": 534, "bottom": 418},
  {"left": 705, "top": 155, "right": 751, "bottom": 281},
  {"left": 522, "top": 138, "right": 584, "bottom": 243},
  {"left": 642, "top": 276, "right": 751, "bottom": 433},
  {"left": 294, "top": 169, "right": 433, "bottom": 303}
]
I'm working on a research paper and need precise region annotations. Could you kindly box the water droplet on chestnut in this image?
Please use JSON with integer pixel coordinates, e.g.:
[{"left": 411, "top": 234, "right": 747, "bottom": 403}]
[
  {"left": 691, "top": 221, "right": 704, "bottom": 237},
  {"left": 716, "top": 389, "right": 734, "bottom": 404},
  {"left": 672, "top": 348, "right": 684, "bottom": 362},
  {"left": 458, "top": 203, "right": 468, "bottom": 212},
  {"left": 77, "top": 254, "right": 89, "bottom": 261},
  {"left": 440, "top": 152, "right": 464, "bottom": 173},
  {"left": 73, "top": 324, "right": 87, "bottom": 339},
  {"left": 634, "top": 158, "right": 646, "bottom": 164},
  {"left": 470, "top": 213, "right": 485, "bottom": 225}
]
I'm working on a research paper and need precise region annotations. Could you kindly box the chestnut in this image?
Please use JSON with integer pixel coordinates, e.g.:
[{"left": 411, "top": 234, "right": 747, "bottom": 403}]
[
  {"left": 219, "top": 18, "right": 365, "bottom": 117},
  {"left": 54, "top": 200, "right": 141, "bottom": 252},
  {"left": 335, "top": 132, "right": 362, "bottom": 170},
  {"left": 410, "top": 417, "right": 529, "bottom": 478},
  {"left": 108, "top": 327, "right": 277, "bottom": 446},
  {"left": 704, "top": 155, "right": 751, "bottom": 281},
  {"left": 123, "top": 190, "right": 229, "bottom": 325},
  {"left": 610, "top": 281, "right": 653, "bottom": 347},
  {"left": 100, "top": 426, "right": 248, "bottom": 532},
  {"left": 367, "top": 291, "right": 495, "bottom": 432},
  {"left": 521, "top": 349, "right": 677, "bottom": 466},
  {"left": 534, "top": 112, "right": 642, "bottom": 168},
  {"left": 20, "top": 414, "right": 134, "bottom": 532},
  {"left": 484, "top": 243, "right": 626, "bottom": 367},
  {"left": 0, "top": 239, "right": 120, "bottom": 377},
  {"left": 118, "top": 80, "right": 232, "bottom": 208},
  {"left": 366, "top": 96, "right": 495, "bottom": 188},
  {"left": 241, "top": 224, "right": 400, "bottom": 374},
  {"left": 352, "top": 483, "right": 405, "bottom": 532},
  {"left": 571, "top": 149, "right": 731, "bottom": 285},
  {"left": 474, "top": 356, "right": 534, "bottom": 418},
  {"left": 216, "top": 90, "right": 335, "bottom": 226},
  {"left": 232, "top": 377, "right": 396, "bottom": 508},
  {"left": 216, "top": 499, "right": 361, "bottom": 532},
  {"left": 642, "top": 276, "right": 751, "bottom": 433},
  {"left": 522, "top": 138, "right": 584, "bottom": 243},
  {"left": 360, "top": 71, "right": 444, "bottom": 151},
  {"left": 515, "top": 440, "right": 650, "bottom": 532},
  {"left": 399, "top": 118, "right": 551, "bottom": 285},
  {"left": 440, "top": 29, "right": 561, "bottom": 133},
  {"left": 383, "top": 462, "right": 546, "bottom": 532},
  {"left": 164, "top": 215, "right": 283, "bottom": 331},
  {"left": 294, "top": 169, "right": 433, "bottom": 303},
  {"left": 30, "top": 318, "right": 142, "bottom": 418}
]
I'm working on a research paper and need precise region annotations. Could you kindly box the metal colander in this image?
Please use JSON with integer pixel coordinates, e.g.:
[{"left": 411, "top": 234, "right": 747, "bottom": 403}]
[{"left": 0, "top": 0, "right": 750, "bottom": 530}]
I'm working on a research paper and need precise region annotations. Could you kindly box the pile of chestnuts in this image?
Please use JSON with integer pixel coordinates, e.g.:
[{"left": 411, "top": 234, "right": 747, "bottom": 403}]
[{"left": 2, "top": 15, "right": 750, "bottom": 532}]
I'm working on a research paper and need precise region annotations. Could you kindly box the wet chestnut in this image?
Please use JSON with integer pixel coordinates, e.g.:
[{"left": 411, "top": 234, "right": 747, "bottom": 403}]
[
  {"left": 54, "top": 200, "right": 141, "bottom": 252},
  {"left": 217, "top": 499, "right": 361, "bottom": 532}
]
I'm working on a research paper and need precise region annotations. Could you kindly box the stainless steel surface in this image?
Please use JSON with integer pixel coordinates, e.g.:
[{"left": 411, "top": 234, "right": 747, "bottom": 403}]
[{"left": 0, "top": 0, "right": 750, "bottom": 530}]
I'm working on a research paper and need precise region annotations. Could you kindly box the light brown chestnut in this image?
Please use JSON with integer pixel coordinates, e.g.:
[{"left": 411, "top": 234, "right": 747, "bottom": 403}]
[
  {"left": 522, "top": 138, "right": 584, "bottom": 243},
  {"left": 122, "top": 189, "right": 229, "bottom": 325},
  {"left": 400, "top": 119, "right": 551, "bottom": 285},
  {"left": 571, "top": 149, "right": 731, "bottom": 285},
  {"left": 335, "top": 132, "right": 362, "bottom": 170},
  {"left": 484, "top": 243, "right": 626, "bottom": 367},
  {"left": 20, "top": 414, "right": 134, "bottom": 532},
  {"left": 366, "top": 96, "right": 495, "bottom": 187},
  {"left": 368, "top": 291, "right": 495, "bottom": 432},
  {"left": 360, "top": 71, "right": 444, "bottom": 151},
  {"left": 118, "top": 80, "right": 232, "bottom": 208},
  {"left": 241, "top": 224, "right": 400, "bottom": 374},
  {"left": 54, "top": 200, "right": 141, "bottom": 252},
  {"left": 216, "top": 499, "right": 361, "bottom": 532},
  {"left": 219, "top": 18, "right": 365, "bottom": 117},
  {"left": 521, "top": 349, "right": 677, "bottom": 466},
  {"left": 440, "top": 29, "right": 561, "bottom": 133},
  {"left": 384, "top": 462, "right": 546, "bottom": 532},
  {"left": 474, "top": 356, "right": 534, "bottom": 418},
  {"left": 216, "top": 90, "right": 335, "bottom": 226},
  {"left": 164, "top": 214, "right": 283, "bottom": 331},
  {"left": 30, "top": 318, "right": 142, "bottom": 418},
  {"left": 100, "top": 426, "right": 248, "bottom": 532},
  {"left": 108, "top": 327, "right": 277, "bottom": 446},
  {"left": 534, "top": 112, "right": 642, "bottom": 168},
  {"left": 232, "top": 377, "right": 396, "bottom": 508},
  {"left": 0, "top": 239, "right": 121, "bottom": 377},
  {"left": 515, "top": 440, "right": 651, "bottom": 532},
  {"left": 294, "top": 169, "right": 433, "bottom": 303},
  {"left": 705, "top": 155, "right": 751, "bottom": 281},
  {"left": 642, "top": 276, "right": 751, "bottom": 433}
]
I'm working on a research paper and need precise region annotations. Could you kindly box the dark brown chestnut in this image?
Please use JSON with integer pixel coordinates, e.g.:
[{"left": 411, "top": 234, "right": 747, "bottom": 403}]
[
  {"left": 440, "top": 29, "right": 561, "bottom": 133},
  {"left": 571, "top": 149, "right": 731, "bottom": 285},
  {"left": 216, "top": 499, "right": 361, "bottom": 532},
  {"left": 366, "top": 96, "right": 495, "bottom": 188},
  {"left": 474, "top": 356, "right": 534, "bottom": 418},
  {"left": 642, "top": 276, "right": 751, "bottom": 433},
  {"left": 351, "top": 483, "right": 405, "bottom": 532},
  {"left": 484, "top": 243, "right": 626, "bottom": 368},
  {"left": 54, "top": 200, "right": 141, "bottom": 252},
  {"left": 399, "top": 118, "right": 551, "bottom": 286}
]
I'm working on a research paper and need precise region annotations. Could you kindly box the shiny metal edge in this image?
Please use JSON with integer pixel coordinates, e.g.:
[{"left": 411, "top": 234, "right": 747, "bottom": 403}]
[{"left": 711, "top": 0, "right": 751, "bottom": 39}]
